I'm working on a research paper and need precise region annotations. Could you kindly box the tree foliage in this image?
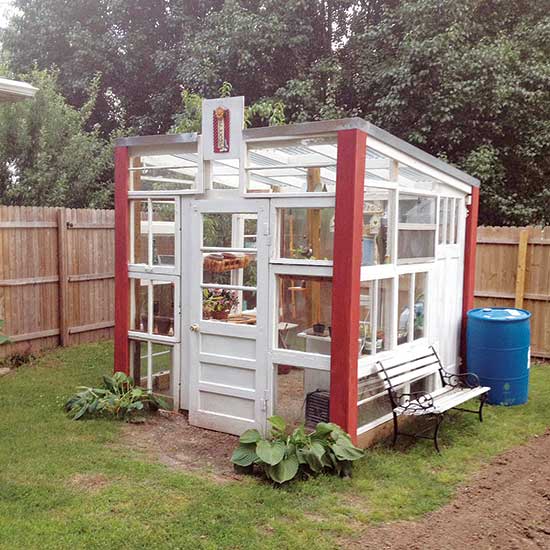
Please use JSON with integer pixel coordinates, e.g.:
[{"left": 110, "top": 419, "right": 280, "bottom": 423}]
[
  {"left": 1, "top": 0, "right": 549, "bottom": 224},
  {"left": 0, "top": 70, "right": 114, "bottom": 208}
]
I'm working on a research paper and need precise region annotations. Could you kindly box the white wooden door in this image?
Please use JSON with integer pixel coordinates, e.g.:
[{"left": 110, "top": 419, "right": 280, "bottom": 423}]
[{"left": 187, "top": 199, "right": 270, "bottom": 435}]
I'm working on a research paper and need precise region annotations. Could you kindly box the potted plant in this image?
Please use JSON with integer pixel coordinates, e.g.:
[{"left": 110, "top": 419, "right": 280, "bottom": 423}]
[
  {"left": 290, "top": 244, "right": 313, "bottom": 260},
  {"left": 202, "top": 288, "right": 239, "bottom": 320}
]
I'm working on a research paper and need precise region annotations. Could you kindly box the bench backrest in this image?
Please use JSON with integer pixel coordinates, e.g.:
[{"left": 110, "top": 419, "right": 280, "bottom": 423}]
[{"left": 376, "top": 346, "right": 443, "bottom": 394}]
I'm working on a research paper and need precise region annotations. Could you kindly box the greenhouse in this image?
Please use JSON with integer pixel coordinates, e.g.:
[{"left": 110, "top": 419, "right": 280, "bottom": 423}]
[{"left": 113, "top": 96, "right": 479, "bottom": 445}]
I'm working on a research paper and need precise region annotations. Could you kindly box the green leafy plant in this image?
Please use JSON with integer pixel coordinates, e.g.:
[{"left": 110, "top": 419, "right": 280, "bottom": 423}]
[
  {"left": 0, "top": 320, "right": 10, "bottom": 345},
  {"left": 64, "top": 372, "right": 168, "bottom": 422},
  {"left": 231, "top": 416, "right": 364, "bottom": 484}
]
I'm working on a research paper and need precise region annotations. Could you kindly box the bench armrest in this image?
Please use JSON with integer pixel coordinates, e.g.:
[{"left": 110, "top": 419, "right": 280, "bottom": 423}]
[
  {"left": 441, "top": 370, "right": 480, "bottom": 389},
  {"left": 396, "top": 391, "right": 434, "bottom": 413}
]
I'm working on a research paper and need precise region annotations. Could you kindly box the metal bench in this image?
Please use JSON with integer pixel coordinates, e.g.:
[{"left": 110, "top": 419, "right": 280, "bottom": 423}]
[{"left": 376, "top": 346, "right": 490, "bottom": 452}]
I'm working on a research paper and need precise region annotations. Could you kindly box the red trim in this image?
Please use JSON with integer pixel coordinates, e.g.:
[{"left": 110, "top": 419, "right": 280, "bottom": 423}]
[
  {"left": 114, "top": 146, "right": 130, "bottom": 374},
  {"left": 329, "top": 129, "right": 367, "bottom": 442},
  {"left": 460, "top": 186, "right": 479, "bottom": 373}
]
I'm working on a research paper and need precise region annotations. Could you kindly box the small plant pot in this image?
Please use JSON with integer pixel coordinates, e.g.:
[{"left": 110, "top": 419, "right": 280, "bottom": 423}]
[
  {"left": 234, "top": 464, "right": 254, "bottom": 475},
  {"left": 313, "top": 323, "right": 326, "bottom": 336},
  {"left": 212, "top": 310, "right": 230, "bottom": 321},
  {"left": 278, "top": 365, "right": 292, "bottom": 375},
  {"left": 156, "top": 316, "right": 172, "bottom": 335}
]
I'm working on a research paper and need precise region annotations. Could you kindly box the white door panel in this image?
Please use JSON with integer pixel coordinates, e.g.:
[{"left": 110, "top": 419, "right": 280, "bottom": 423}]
[{"left": 188, "top": 199, "right": 269, "bottom": 435}]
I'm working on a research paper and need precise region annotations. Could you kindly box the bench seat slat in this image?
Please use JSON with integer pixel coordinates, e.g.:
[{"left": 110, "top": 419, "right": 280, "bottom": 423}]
[
  {"left": 383, "top": 355, "right": 439, "bottom": 377},
  {"left": 395, "top": 386, "right": 490, "bottom": 416},
  {"left": 384, "top": 363, "right": 440, "bottom": 388}
]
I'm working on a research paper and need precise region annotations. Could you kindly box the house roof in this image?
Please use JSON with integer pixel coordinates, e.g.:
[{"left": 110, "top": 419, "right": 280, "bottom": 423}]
[{"left": 0, "top": 77, "right": 38, "bottom": 103}]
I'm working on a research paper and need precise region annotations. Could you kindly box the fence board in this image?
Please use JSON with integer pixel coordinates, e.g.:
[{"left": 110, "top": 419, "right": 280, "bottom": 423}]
[
  {"left": 475, "top": 226, "right": 550, "bottom": 358},
  {"left": 0, "top": 205, "right": 114, "bottom": 358}
]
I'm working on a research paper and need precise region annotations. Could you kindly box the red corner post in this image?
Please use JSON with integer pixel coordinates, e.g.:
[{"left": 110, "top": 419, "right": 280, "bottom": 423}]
[
  {"left": 460, "top": 185, "right": 480, "bottom": 373},
  {"left": 114, "top": 146, "right": 130, "bottom": 374},
  {"left": 330, "top": 129, "right": 367, "bottom": 442}
]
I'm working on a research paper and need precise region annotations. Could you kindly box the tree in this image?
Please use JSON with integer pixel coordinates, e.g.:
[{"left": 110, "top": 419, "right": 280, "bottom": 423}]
[
  {"left": 340, "top": 0, "right": 550, "bottom": 225},
  {"left": 0, "top": 70, "right": 114, "bottom": 208}
]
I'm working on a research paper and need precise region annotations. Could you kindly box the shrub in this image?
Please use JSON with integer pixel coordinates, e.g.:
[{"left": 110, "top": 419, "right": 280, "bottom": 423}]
[
  {"left": 64, "top": 372, "right": 168, "bottom": 422},
  {"left": 231, "top": 416, "right": 364, "bottom": 484}
]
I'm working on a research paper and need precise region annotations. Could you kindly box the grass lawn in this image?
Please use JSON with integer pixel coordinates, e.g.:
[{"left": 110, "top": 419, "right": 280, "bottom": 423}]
[{"left": 1, "top": 342, "right": 549, "bottom": 549}]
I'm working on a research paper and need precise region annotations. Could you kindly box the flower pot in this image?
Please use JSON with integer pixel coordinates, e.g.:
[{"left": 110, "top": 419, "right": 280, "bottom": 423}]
[
  {"left": 278, "top": 365, "right": 292, "bottom": 375},
  {"left": 313, "top": 323, "right": 326, "bottom": 336},
  {"left": 212, "top": 310, "right": 229, "bottom": 321},
  {"left": 155, "top": 316, "right": 172, "bottom": 335}
]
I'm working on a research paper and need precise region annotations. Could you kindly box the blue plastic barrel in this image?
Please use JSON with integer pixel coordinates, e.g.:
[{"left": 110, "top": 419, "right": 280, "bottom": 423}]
[{"left": 467, "top": 307, "right": 531, "bottom": 405}]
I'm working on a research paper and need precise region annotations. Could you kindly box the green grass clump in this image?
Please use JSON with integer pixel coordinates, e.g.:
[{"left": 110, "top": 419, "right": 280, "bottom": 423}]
[{"left": 0, "top": 341, "right": 548, "bottom": 549}]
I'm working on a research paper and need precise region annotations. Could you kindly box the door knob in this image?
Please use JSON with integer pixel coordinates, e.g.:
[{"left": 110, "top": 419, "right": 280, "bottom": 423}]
[{"left": 190, "top": 324, "right": 200, "bottom": 332}]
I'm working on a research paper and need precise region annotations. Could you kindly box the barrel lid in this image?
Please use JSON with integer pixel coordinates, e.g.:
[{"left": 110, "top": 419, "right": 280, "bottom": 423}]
[{"left": 468, "top": 307, "right": 531, "bottom": 322}]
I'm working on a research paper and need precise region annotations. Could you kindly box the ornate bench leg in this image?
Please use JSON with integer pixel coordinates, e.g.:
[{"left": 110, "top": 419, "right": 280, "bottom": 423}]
[
  {"left": 434, "top": 414, "right": 444, "bottom": 453},
  {"left": 479, "top": 393, "right": 487, "bottom": 423},
  {"left": 392, "top": 413, "right": 399, "bottom": 447}
]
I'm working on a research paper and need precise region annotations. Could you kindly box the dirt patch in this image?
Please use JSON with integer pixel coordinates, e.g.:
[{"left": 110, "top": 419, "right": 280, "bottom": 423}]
[
  {"left": 121, "top": 410, "right": 240, "bottom": 481},
  {"left": 69, "top": 473, "right": 110, "bottom": 493},
  {"left": 350, "top": 430, "right": 550, "bottom": 549}
]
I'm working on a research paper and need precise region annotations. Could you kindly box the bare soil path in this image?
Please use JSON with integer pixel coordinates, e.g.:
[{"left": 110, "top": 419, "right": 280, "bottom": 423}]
[{"left": 352, "top": 430, "right": 550, "bottom": 549}]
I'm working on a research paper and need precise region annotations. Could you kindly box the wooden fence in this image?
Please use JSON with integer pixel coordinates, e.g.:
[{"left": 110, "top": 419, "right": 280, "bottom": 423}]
[
  {"left": 1, "top": 211, "right": 549, "bottom": 360},
  {"left": 475, "top": 226, "right": 550, "bottom": 359},
  {"left": 0, "top": 206, "right": 115, "bottom": 359}
]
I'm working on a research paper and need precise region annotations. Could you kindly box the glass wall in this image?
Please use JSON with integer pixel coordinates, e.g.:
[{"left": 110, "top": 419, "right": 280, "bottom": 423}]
[{"left": 246, "top": 136, "right": 337, "bottom": 194}]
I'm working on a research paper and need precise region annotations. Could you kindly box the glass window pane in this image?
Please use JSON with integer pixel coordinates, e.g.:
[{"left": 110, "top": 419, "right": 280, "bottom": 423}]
[
  {"left": 152, "top": 201, "right": 176, "bottom": 266},
  {"left": 131, "top": 341, "right": 174, "bottom": 407},
  {"left": 279, "top": 207, "right": 335, "bottom": 261},
  {"left": 274, "top": 365, "right": 330, "bottom": 429},
  {"left": 130, "top": 151, "right": 198, "bottom": 192},
  {"left": 358, "top": 394, "right": 393, "bottom": 428},
  {"left": 398, "top": 229, "right": 436, "bottom": 260},
  {"left": 454, "top": 200, "right": 460, "bottom": 244},
  {"left": 203, "top": 252, "right": 256, "bottom": 287},
  {"left": 202, "top": 287, "right": 257, "bottom": 324},
  {"left": 211, "top": 159, "right": 240, "bottom": 190},
  {"left": 365, "top": 147, "right": 394, "bottom": 183},
  {"left": 363, "top": 188, "right": 393, "bottom": 265},
  {"left": 203, "top": 213, "right": 257, "bottom": 249},
  {"left": 438, "top": 197, "right": 446, "bottom": 245},
  {"left": 399, "top": 195, "right": 436, "bottom": 224},
  {"left": 152, "top": 281, "right": 174, "bottom": 336},
  {"left": 131, "top": 200, "right": 148, "bottom": 264},
  {"left": 151, "top": 343, "right": 174, "bottom": 400},
  {"left": 277, "top": 275, "right": 333, "bottom": 355},
  {"left": 247, "top": 136, "right": 337, "bottom": 193},
  {"left": 398, "top": 274, "right": 412, "bottom": 344},
  {"left": 414, "top": 273, "right": 426, "bottom": 339},
  {"left": 398, "top": 163, "right": 442, "bottom": 192},
  {"left": 132, "top": 340, "right": 148, "bottom": 388},
  {"left": 131, "top": 279, "right": 149, "bottom": 333},
  {"left": 446, "top": 198, "right": 454, "bottom": 244},
  {"left": 359, "top": 279, "right": 392, "bottom": 356}
]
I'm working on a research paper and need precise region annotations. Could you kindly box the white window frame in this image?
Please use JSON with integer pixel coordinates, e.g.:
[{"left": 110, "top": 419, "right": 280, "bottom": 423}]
[
  {"left": 242, "top": 135, "right": 338, "bottom": 198},
  {"left": 128, "top": 138, "right": 204, "bottom": 197},
  {"left": 129, "top": 197, "right": 181, "bottom": 275},
  {"left": 128, "top": 272, "right": 180, "bottom": 345}
]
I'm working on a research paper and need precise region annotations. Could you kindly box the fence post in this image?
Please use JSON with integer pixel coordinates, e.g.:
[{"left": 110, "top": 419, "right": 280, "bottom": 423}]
[
  {"left": 514, "top": 228, "right": 529, "bottom": 309},
  {"left": 57, "top": 209, "right": 69, "bottom": 346}
]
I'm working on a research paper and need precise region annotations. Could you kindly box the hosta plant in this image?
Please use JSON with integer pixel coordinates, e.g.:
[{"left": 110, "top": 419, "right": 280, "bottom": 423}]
[
  {"left": 231, "top": 416, "right": 364, "bottom": 484},
  {"left": 65, "top": 372, "right": 168, "bottom": 422}
]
